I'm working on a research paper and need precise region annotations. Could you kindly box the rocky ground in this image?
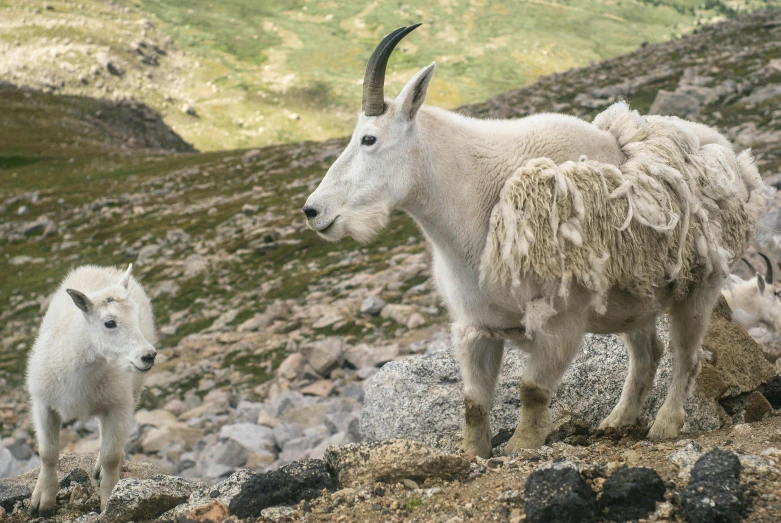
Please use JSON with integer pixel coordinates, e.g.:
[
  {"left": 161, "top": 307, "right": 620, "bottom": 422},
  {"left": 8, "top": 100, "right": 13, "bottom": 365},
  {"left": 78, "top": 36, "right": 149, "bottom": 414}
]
[{"left": 1, "top": 8, "right": 781, "bottom": 523}]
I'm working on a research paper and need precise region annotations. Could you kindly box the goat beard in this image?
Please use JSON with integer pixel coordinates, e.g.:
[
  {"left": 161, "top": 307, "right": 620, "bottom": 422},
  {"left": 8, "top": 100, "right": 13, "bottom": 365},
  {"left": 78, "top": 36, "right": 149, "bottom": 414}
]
[{"left": 344, "top": 202, "right": 390, "bottom": 243}]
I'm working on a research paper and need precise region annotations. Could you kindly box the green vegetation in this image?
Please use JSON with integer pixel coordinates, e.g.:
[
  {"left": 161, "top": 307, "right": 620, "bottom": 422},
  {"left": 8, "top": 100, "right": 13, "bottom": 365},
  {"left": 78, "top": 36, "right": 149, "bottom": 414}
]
[{"left": 1, "top": 0, "right": 776, "bottom": 150}]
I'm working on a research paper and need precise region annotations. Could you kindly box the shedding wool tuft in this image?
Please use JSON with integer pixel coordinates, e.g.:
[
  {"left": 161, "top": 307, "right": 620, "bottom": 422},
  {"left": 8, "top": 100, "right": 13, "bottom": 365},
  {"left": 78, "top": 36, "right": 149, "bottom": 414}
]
[{"left": 480, "top": 102, "right": 771, "bottom": 320}]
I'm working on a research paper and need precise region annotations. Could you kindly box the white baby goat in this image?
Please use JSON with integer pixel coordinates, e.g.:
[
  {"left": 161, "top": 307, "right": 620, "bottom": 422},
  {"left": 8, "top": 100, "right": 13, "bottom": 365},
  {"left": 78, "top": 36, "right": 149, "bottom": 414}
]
[
  {"left": 27, "top": 264, "right": 157, "bottom": 516},
  {"left": 723, "top": 253, "right": 781, "bottom": 332},
  {"left": 304, "top": 25, "right": 767, "bottom": 458}
]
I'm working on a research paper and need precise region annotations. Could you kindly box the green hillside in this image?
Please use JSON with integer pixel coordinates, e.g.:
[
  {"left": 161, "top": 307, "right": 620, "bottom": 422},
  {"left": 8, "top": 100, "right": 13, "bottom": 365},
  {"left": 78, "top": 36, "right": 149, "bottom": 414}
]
[{"left": 0, "top": 0, "right": 776, "bottom": 150}]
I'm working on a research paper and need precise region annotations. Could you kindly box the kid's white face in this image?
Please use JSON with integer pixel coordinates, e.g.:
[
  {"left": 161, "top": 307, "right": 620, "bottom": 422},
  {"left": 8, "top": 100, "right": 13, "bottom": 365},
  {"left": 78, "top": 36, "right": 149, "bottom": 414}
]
[{"left": 66, "top": 267, "right": 156, "bottom": 373}]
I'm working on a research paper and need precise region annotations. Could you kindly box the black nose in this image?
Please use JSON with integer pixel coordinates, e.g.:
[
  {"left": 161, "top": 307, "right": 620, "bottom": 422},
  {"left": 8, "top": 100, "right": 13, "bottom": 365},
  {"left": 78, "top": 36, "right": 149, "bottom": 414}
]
[
  {"left": 303, "top": 205, "right": 318, "bottom": 219},
  {"left": 141, "top": 352, "right": 156, "bottom": 365}
]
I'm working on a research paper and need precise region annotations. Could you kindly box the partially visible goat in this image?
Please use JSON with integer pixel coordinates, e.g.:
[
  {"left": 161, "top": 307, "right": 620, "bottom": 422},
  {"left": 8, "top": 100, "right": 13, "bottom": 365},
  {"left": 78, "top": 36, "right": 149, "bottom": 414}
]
[
  {"left": 27, "top": 264, "right": 157, "bottom": 516},
  {"left": 723, "top": 253, "right": 781, "bottom": 332}
]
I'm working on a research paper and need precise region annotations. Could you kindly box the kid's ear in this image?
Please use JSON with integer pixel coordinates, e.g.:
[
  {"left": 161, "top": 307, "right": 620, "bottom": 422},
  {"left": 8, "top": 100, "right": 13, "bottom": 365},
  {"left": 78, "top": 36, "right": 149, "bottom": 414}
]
[
  {"left": 119, "top": 263, "right": 133, "bottom": 290},
  {"left": 396, "top": 62, "right": 436, "bottom": 120},
  {"left": 66, "top": 289, "right": 93, "bottom": 313},
  {"left": 757, "top": 274, "right": 766, "bottom": 294}
]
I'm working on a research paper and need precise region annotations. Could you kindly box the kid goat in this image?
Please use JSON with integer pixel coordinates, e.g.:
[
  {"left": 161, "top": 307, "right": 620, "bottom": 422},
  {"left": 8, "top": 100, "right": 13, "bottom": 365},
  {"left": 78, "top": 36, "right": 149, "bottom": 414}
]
[
  {"left": 304, "top": 25, "right": 769, "bottom": 458},
  {"left": 27, "top": 264, "right": 157, "bottom": 516}
]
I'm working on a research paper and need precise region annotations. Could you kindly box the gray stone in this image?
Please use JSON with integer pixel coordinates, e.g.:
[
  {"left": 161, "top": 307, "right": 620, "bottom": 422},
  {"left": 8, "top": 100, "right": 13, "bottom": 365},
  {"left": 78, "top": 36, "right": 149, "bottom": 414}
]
[
  {"left": 159, "top": 469, "right": 254, "bottom": 521},
  {"left": 344, "top": 343, "right": 399, "bottom": 369},
  {"left": 301, "top": 337, "right": 343, "bottom": 376},
  {"left": 235, "top": 401, "right": 264, "bottom": 423},
  {"left": 360, "top": 296, "right": 385, "bottom": 316},
  {"left": 361, "top": 305, "right": 772, "bottom": 442},
  {"left": 199, "top": 440, "right": 248, "bottom": 479},
  {"left": 0, "top": 484, "right": 30, "bottom": 511},
  {"left": 649, "top": 90, "right": 701, "bottom": 116},
  {"left": 273, "top": 423, "right": 305, "bottom": 449},
  {"left": 102, "top": 474, "right": 202, "bottom": 522},
  {"left": 242, "top": 149, "right": 263, "bottom": 164},
  {"left": 0, "top": 452, "right": 164, "bottom": 492},
  {"left": 219, "top": 423, "right": 275, "bottom": 454}
]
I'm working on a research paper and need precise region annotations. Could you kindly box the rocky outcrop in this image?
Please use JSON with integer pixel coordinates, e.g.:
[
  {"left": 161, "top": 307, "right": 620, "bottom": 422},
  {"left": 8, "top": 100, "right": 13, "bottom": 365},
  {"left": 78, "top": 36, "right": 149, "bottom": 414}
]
[{"left": 361, "top": 300, "right": 775, "bottom": 443}]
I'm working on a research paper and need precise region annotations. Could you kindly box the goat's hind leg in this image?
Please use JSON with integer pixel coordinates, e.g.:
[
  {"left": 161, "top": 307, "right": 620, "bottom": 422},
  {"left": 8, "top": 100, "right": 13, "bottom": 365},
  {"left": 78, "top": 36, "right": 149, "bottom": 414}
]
[
  {"left": 455, "top": 327, "right": 504, "bottom": 459},
  {"left": 648, "top": 282, "right": 721, "bottom": 440},
  {"left": 29, "top": 402, "right": 61, "bottom": 517},
  {"left": 600, "top": 323, "right": 663, "bottom": 429}
]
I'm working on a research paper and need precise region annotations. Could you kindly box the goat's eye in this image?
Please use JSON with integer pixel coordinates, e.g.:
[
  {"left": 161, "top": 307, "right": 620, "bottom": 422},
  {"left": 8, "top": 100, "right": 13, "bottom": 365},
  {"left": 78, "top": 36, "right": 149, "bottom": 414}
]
[
  {"left": 361, "top": 135, "right": 377, "bottom": 146},
  {"left": 104, "top": 320, "right": 117, "bottom": 329}
]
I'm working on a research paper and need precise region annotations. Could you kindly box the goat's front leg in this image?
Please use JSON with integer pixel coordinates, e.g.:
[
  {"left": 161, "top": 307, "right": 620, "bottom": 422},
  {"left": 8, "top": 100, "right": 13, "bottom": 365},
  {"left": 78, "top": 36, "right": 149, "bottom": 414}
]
[
  {"left": 648, "top": 284, "right": 720, "bottom": 440},
  {"left": 455, "top": 326, "right": 504, "bottom": 459},
  {"left": 29, "top": 402, "right": 61, "bottom": 518},
  {"left": 97, "top": 408, "right": 130, "bottom": 512},
  {"left": 505, "top": 325, "right": 583, "bottom": 452},
  {"left": 600, "top": 324, "right": 664, "bottom": 429}
]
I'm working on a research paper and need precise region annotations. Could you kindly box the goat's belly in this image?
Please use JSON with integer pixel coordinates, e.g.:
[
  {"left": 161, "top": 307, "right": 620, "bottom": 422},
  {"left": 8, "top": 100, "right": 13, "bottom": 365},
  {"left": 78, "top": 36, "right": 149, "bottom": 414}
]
[{"left": 586, "top": 289, "right": 666, "bottom": 334}]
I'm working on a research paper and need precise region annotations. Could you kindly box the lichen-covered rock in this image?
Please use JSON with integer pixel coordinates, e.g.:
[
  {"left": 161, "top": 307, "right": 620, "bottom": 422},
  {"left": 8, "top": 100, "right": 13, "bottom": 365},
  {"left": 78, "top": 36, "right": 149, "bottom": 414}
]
[
  {"left": 158, "top": 469, "right": 254, "bottom": 522},
  {"left": 681, "top": 449, "right": 747, "bottom": 523},
  {"left": 324, "top": 440, "right": 470, "bottom": 488},
  {"left": 361, "top": 301, "right": 773, "bottom": 442},
  {"left": 599, "top": 467, "right": 666, "bottom": 521},
  {"left": 228, "top": 460, "right": 334, "bottom": 519},
  {"left": 102, "top": 474, "right": 203, "bottom": 522},
  {"left": 524, "top": 466, "right": 598, "bottom": 523},
  {"left": 0, "top": 453, "right": 164, "bottom": 493},
  {"left": 0, "top": 484, "right": 30, "bottom": 512}
]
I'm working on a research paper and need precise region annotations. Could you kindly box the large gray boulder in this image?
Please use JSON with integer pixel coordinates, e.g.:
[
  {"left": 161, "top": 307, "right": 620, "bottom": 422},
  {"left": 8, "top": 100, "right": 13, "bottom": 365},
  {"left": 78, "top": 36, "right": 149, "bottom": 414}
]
[{"left": 361, "top": 300, "right": 775, "bottom": 442}]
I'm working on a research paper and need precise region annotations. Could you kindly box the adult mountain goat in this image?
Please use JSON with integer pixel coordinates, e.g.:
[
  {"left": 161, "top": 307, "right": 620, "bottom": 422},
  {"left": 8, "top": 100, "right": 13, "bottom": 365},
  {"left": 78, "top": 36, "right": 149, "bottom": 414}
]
[{"left": 304, "top": 25, "right": 770, "bottom": 458}]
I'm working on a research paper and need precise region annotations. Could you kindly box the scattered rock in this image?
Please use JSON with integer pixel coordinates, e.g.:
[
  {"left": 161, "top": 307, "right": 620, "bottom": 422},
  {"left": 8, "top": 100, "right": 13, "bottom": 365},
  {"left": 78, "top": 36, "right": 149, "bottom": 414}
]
[
  {"left": 228, "top": 459, "right": 334, "bottom": 519},
  {"left": 360, "top": 296, "right": 385, "bottom": 316},
  {"left": 649, "top": 90, "right": 701, "bottom": 116},
  {"left": 301, "top": 338, "right": 343, "bottom": 376},
  {"left": 681, "top": 449, "right": 746, "bottom": 523},
  {"left": 242, "top": 149, "right": 263, "bottom": 164},
  {"left": 599, "top": 467, "right": 666, "bottom": 521},
  {"left": 102, "top": 474, "right": 202, "bottom": 522},
  {"left": 743, "top": 391, "right": 772, "bottom": 423},
  {"left": 324, "top": 440, "right": 470, "bottom": 488},
  {"left": 524, "top": 466, "right": 598, "bottom": 523},
  {"left": 0, "top": 484, "right": 30, "bottom": 512}
]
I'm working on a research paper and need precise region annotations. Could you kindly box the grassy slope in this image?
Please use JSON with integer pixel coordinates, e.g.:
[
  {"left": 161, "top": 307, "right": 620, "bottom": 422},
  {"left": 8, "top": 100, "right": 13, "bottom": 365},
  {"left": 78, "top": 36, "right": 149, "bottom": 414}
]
[
  {"left": 1, "top": 0, "right": 776, "bottom": 151},
  {"left": 2, "top": 8, "right": 780, "bottom": 403}
]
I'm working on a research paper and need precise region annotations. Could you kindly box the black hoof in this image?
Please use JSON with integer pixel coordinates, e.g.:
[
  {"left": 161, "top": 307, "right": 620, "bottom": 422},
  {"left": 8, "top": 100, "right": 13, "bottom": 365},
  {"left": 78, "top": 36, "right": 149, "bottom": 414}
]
[
  {"left": 28, "top": 505, "right": 38, "bottom": 517},
  {"left": 39, "top": 507, "right": 55, "bottom": 518}
]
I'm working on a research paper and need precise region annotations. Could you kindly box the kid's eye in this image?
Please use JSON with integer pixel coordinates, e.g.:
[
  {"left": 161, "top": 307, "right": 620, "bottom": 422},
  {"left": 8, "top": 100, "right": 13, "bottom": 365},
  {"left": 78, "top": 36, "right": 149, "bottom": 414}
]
[
  {"left": 361, "top": 135, "right": 377, "bottom": 146},
  {"left": 104, "top": 320, "right": 117, "bottom": 329}
]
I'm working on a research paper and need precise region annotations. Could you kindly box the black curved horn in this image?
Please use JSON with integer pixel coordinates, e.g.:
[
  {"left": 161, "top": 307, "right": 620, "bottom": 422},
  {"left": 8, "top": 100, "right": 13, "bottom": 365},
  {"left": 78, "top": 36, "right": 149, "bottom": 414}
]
[
  {"left": 362, "top": 24, "right": 422, "bottom": 116},
  {"left": 758, "top": 252, "right": 774, "bottom": 284}
]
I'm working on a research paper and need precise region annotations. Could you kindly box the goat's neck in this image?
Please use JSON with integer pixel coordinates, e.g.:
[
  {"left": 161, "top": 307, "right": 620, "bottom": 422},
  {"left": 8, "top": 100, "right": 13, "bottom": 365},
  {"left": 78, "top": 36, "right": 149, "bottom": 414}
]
[{"left": 400, "top": 109, "right": 522, "bottom": 270}]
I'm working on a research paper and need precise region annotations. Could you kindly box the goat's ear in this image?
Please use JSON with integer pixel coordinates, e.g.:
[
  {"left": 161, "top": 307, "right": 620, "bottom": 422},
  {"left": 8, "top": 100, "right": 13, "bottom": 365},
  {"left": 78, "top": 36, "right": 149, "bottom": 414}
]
[
  {"left": 119, "top": 263, "right": 133, "bottom": 290},
  {"left": 66, "top": 289, "right": 93, "bottom": 314},
  {"left": 757, "top": 274, "right": 766, "bottom": 294},
  {"left": 396, "top": 62, "right": 436, "bottom": 120}
]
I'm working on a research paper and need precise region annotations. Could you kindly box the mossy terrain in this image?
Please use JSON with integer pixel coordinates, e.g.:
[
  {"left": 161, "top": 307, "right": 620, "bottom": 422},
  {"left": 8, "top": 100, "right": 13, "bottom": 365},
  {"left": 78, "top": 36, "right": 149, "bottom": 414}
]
[
  {"left": 2, "top": 8, "right": 780, "bottom": 412},
  {"left": 1, "top": 0, "right": 777, "bottom": 151}
]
